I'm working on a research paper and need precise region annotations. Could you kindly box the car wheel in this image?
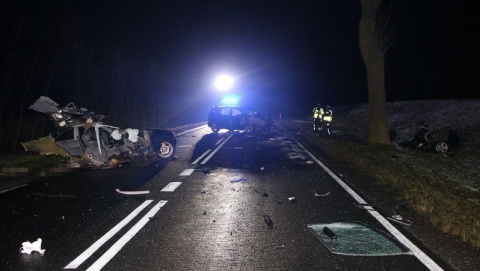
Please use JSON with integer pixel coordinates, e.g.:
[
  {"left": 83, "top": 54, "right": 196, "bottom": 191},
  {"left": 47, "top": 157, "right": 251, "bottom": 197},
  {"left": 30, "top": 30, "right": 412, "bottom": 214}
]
[
  {"left": 211, "top": 124, "right": 218, "bottom": 133},
  {"left": 158, "top": 140, "right": 175, "bottom": 159},
  {"left": 434, "top": 141, "right": 449, "bottom": 153}
]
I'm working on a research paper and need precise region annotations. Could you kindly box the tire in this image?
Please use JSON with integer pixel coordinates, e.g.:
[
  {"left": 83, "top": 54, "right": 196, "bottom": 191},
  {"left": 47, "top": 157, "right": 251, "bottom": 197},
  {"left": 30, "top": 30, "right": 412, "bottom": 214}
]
[
  {"left": 211, "top": 123, "right": 218, "bottom": 133},
  {"left": 434, "top": 141, "right": 449, "bottom": 153},
  {"left": 158, "top": 140, "right": 175, "bottom": 159}
]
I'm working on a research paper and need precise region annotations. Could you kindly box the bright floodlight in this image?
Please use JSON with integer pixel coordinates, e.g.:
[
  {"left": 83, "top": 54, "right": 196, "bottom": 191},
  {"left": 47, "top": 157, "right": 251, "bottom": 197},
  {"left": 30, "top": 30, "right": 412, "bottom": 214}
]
[{"left": 214, "top": 74, "right": 234, "bottom": 91}]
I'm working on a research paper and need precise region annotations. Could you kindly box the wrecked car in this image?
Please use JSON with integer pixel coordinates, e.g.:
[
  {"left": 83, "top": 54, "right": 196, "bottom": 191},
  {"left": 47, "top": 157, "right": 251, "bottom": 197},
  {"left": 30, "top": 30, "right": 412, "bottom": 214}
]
[
  {"left": 21, "top": 96, "right": 176, "bottom": 168},
  {"left": 207, "top": 105, "right": 275, "bottom": 133},
  {"left": 400, "top": 126, "right": 459, "bottom": 153}
]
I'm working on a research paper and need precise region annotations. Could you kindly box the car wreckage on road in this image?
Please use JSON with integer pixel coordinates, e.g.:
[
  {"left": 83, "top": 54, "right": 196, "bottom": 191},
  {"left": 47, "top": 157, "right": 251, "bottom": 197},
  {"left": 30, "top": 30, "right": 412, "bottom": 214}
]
[{"left": 21, "top": 96, "right": 176, "bottom": 168}]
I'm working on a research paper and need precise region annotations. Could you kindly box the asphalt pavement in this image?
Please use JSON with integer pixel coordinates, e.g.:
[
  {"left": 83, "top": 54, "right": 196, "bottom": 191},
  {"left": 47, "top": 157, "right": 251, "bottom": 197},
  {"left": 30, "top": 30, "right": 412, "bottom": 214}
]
[{"left": 0, "top": 125, "right": 448, "bottom": 270}]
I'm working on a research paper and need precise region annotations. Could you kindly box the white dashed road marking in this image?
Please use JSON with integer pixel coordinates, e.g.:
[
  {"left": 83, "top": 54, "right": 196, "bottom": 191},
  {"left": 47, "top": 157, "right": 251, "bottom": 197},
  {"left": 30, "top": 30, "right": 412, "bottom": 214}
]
[
  {"left": 179, "top": 168, "right": 195, "bottom": 176},
  {"left": 161, "top": 182, "right": 182, "bottom": 192}
]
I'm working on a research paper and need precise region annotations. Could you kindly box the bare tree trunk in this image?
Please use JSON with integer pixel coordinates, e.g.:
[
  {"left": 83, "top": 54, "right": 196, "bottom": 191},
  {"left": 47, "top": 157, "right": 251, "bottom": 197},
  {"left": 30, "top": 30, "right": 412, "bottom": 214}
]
[{"left": 359, "top": 0, "right": 390, "bottom": 144}]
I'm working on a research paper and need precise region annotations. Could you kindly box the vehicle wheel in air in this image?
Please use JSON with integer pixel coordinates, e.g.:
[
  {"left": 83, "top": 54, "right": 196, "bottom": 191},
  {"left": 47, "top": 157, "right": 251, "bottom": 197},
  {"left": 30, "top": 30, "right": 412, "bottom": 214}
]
[
  {"left": 434, "top": 141, "right": 449, "bottom": 153},
  {"left": 158, "top": 140, "right": 175, "bottom": 159}
]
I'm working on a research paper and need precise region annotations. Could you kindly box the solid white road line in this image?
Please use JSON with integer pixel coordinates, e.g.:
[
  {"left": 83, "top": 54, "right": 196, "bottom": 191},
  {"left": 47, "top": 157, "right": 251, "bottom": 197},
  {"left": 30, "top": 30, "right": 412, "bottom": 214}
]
[
  {"left": 191, "top": 149, "right": 211, "bottom": 164},
  {"left": 0, "top": 183, "right": 28, "bottom": 194},
  {"left": 295, "top": 140, "right": 444, "bottom": 271},
  {"left": 161, "top": 182, "right": 182, "bottom": 192},
  {"left": 64, "top": 200, "right": 154, "bottom": 269},
  {"left": 179, "top": 168, "right": 195, "bottom": 176},
  {"left": 201, "top": 132, "right": 235, "bottom": 164},
  {"left": 86, "top": 200, "right": 168, "bottom": 271},
  {"left": 214, "top": 135, "right": 227, "bottom": 146}
]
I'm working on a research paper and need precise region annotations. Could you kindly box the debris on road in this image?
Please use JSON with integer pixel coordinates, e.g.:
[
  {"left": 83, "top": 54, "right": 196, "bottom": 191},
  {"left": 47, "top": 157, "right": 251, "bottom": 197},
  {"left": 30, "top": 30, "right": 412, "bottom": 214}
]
[
  {"left": 263, "top": 215, "right": 273, "bottom": 229},
  {"left": 20, "top": 238, "right": 45, "bottom": 255},
  {"left": 277, "top": 245, "right": 286, "bottom": 249},
  {"left": 195, "top": 166, "right": 216, "bottom": 174},
  {"left": 252, "top": 187, "right": 269, "bottom": 197},
  {"left": 307, "top": 222, "right": 410, "bottom": 256},
  {"left": 288, "top": 197, "right": 296, "bottom": 203},
  {"left": 115, "top": 189, "right": 150, "bottom": 195},
  {"left": 230, "top": 177, "right": 247, "bottom": 183},
  {"left": 387, "top": 214, "right": 413, "bottom": 226},
  {"left": 312, "top": 190, "right": 331, "bottom": 197}
]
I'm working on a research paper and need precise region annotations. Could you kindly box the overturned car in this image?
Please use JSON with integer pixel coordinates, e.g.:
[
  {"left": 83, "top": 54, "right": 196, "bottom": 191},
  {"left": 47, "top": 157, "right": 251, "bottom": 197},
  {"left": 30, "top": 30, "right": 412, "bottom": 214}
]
[{"left": 21, "top": 96, "right": 176, "bottom": 168}]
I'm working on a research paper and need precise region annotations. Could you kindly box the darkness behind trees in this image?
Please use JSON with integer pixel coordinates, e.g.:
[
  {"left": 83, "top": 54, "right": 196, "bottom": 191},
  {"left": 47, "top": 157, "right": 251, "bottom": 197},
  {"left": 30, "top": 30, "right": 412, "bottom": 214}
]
[
  {"left": 0, "top": 1, "right": 189, "bottom": 153},
  {"left": 1, "top": 0, "right": 479, "bottom": 153}
]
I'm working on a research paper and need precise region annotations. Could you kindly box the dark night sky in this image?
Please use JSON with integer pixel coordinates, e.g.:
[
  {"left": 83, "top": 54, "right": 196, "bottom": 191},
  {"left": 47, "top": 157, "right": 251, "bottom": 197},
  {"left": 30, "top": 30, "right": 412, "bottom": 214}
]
[{"left": 2, "top": 0, "right": 480, "bottom": 123}]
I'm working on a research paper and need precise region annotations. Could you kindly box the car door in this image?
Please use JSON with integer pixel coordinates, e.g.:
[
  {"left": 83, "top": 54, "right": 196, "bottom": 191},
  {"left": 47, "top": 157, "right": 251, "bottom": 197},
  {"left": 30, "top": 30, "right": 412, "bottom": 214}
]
[{"left": 54, "top": 126, "right": 84, "bottom": 156}]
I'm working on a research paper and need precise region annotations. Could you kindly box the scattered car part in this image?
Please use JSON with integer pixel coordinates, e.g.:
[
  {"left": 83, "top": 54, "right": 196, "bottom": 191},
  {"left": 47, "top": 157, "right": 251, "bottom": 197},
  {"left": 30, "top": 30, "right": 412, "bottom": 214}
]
[
  {"left": 263, "top": 214, "right": 273, "bottom": 229},
  {"left": 20, "top": 238, "right": 45, "bottom": 255},
  {"left": 207, "top": 105, "right": 275, "bottom": 133},
  {"left": 401, "top": 125, "right": 459, "bottom": 153},
  {"left": 115, "top": 189, "right": 150, "bottom": 195}
]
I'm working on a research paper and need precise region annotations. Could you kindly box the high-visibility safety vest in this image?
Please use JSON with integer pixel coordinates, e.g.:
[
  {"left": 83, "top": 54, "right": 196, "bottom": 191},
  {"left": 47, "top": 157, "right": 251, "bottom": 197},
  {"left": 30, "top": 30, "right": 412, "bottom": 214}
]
[
  {"left": 313, "top": 107, "right": 324, "bottom": 119},
  {"left": 323, "top": 110, "right": 333, "bottom": 122}
]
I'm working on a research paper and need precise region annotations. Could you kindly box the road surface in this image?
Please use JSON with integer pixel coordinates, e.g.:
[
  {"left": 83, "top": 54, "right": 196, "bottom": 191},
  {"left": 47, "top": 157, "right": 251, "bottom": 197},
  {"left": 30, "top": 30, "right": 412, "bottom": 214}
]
[{"left": 0, "top": 125, "right": 446, "bottom": 270}]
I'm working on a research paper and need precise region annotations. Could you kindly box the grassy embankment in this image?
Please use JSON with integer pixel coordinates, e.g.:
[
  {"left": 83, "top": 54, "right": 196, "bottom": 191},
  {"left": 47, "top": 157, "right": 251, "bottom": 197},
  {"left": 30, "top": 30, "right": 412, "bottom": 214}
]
[{"left": 279, "top": 103, "right": 480, "bottom": 249}]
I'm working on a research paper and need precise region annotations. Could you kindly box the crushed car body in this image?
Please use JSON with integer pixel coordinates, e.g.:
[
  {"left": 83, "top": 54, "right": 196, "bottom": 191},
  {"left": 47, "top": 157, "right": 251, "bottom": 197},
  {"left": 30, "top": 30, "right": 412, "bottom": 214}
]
[
  {"left": 207, "top": 105, "right": 275, "bottom": 133},
  {"left": 21, "top": 96, "right": 176, "bottom": 168}
]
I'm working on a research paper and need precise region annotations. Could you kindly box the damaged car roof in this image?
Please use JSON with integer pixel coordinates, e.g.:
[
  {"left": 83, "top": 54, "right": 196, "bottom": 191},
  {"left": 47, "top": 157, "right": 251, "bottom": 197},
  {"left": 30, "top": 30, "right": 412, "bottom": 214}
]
[{"left": 22, "top": 96, "right": 176, "bottom": 168}]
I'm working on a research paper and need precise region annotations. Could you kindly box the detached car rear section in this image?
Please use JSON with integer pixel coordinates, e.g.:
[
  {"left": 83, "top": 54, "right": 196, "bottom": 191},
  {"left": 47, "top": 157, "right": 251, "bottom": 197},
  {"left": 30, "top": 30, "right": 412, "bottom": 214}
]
[{"left": 21, "top": 96, "right": 176, "bottom": 168}]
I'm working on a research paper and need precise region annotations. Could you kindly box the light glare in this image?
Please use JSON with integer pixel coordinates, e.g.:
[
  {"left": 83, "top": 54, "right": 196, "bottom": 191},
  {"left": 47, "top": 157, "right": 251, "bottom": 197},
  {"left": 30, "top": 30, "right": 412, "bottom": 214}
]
[{"left": 214, "top": 74, "right": 234, "bottom": 91}]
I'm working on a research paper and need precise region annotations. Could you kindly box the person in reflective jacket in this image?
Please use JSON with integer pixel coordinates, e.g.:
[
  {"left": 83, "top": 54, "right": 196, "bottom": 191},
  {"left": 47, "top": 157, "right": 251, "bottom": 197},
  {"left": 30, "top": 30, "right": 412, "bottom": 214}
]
[
  {"left": 322, "top": 105, "right": 333, "bottom": 123},
  {"left": 313, "top": 103, "right": 324, "bottom": 132}
]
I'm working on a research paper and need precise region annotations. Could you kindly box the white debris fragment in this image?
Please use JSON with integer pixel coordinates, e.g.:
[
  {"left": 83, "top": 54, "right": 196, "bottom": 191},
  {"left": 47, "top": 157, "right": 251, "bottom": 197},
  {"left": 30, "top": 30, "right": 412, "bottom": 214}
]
[
  {"left": 20, "top": 238, "right": 45, "bottom": 255},
  {"left": 125, "top": 128, "right": 139, "bottom": 142},
  {"left": 314, "top": 191, "right": 331, "bottom": 197},
  {"left": 115, "top": 189, "right": 150, "bottom": 195},
  {"left": 110, "top": 129, "right": 122, "bottom": 140}
]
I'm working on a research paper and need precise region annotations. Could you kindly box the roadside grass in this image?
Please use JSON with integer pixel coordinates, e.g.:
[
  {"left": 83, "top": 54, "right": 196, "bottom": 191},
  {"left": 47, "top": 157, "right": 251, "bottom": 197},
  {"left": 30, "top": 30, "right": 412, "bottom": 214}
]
[
  {"left": 0, "top": 153, "right": 68, "bottom": 169},
  {"left": 0, "top": 154, "right": 69, "bottom": 189},
  {"left": 281, "top": 118, "right": 480, "bottom": 250}
]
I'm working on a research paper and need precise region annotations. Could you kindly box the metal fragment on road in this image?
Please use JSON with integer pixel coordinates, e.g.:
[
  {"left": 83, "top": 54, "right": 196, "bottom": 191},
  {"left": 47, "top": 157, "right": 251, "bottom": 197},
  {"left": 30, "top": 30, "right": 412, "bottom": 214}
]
[
  {"left": 263, "top": 215, "right": 273, "bottom": 228},
  {"left": 252, "top": 187, "right": 269, "bottom": 197},
  {"left": 312, "top": 190, "right": 331, "bottom": 197},
  {"left": 230, "top": 177, "right": 247, "bottom": 183},
  {"left": 115, "top": 189, "right": 150, "bottom": 195}
]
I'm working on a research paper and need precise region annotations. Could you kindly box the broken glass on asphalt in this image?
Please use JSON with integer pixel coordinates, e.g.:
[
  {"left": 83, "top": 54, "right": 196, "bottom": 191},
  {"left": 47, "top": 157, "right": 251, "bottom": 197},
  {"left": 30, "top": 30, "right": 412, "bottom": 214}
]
[{"left": 307, "top": 222, "right": 411, "bottom": 256}]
